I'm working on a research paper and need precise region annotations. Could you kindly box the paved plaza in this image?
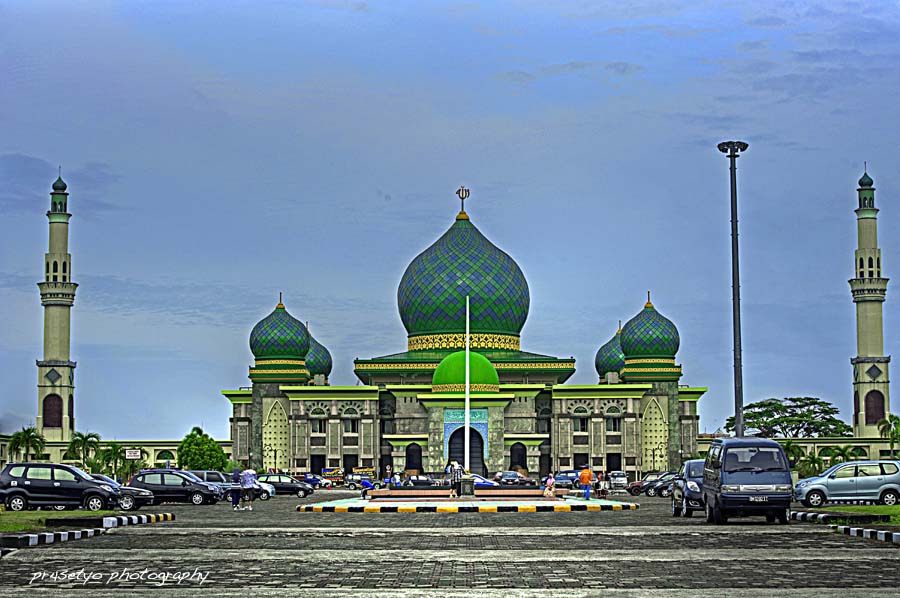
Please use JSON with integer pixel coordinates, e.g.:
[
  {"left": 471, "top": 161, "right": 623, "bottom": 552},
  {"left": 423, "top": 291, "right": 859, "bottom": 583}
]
[{"left": 1, "top": 492, "right": 898, "bottom": 596}]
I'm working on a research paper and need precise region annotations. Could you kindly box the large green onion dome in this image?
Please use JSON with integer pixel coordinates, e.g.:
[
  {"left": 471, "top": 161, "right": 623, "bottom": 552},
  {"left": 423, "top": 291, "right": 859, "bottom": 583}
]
[
  {"left": 431, "top": 350, "right": 500, "bottom": 393},
  {"left": 595, "top": 328, "right": 625, "bottom": 378},
  {"left": 620, "top": 295, "right": 680, "bottom": 359},
  {"left": 249, "top": 299, "right": 310, "bottom": 359},
  {"left": 397, "top": 210, "right": 530, "bottom": 351},
  {"left": 305, "top": 331, "right": 333, "bottom": 379}
]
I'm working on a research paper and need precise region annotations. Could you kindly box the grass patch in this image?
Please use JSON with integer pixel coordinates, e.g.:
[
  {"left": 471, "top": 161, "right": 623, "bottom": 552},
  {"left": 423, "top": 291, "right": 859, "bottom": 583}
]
[
  {"left": 820, "top": 505, "right": 900, "bottom": 525},
  {"left": 0, "top": 510, "right": 117, "bottom": 533}
]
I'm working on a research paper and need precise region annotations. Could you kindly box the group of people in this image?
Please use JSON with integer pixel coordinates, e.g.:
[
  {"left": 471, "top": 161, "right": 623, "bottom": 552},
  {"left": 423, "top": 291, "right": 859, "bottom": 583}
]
[
  {"left": 229, "top": 467, "right": 260, "bottom": 511},
  {"left": 544, "top": 468, "right": 610, "bottom": 500}
]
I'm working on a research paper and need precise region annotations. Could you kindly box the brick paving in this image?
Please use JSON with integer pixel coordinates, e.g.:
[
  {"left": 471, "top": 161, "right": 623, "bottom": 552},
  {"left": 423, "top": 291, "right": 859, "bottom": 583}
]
[{"left": 0, "top": 491, "right": 898, "bottom": 595}]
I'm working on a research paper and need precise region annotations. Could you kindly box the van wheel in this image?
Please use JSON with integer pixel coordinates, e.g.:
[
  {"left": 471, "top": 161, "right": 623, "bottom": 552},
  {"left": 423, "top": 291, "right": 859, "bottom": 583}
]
[
  {"left": 803, "top": 490, "right": 826, "bottom": 508},
  {"left": 7, "top": 495, "right": 28, "bottom": 512},
  {"left": 709, "top": 500, "right": 727, "bottom": 524},
  {"left": 777, "top": 509, "right": 789, "bottom": 524},
  {"left": 765, "top": 512, "right": 776, "bottom": 523},
  {"left": 880, "top": 490, "right": 899, "bottom": 506},
  {"left": 84, "top": 496, "right": 106, "bottom": 511}
]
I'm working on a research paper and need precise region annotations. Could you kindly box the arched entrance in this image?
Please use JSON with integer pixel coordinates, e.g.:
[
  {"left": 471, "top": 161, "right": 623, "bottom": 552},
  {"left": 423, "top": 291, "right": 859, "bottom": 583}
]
[
  {"left": 448, "top": 427, "right": 486, "bottom": 476},
  {"left": 509, "top": 442, "right": 527, "bottom": 471},
  {"left": 405, "top": 443, "right": 423, "bottom": 473}
]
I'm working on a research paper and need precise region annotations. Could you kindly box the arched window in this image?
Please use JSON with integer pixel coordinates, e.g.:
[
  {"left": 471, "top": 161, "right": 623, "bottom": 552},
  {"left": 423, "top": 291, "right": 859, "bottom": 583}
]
[
  {"left": 53, "top": 262, "right": 58, "bottom": 273},
  {"left": 342, "top": 407, "right": 359, "bottom": 417},
  {"left": 865, "top": 390, "right": 885, "bottom": 426},
  {"left": 46, "top": 262, "right": 49, "bottom": 274},
  {"left": 43, "top": 394, "right": 63, "bottom": 427},
  {"left": 309, "top": 407, "right": 326, "bottom": 417},
  {"left": 573, "top": 406, "right": 588, "bottom": 415},
  {"left": 405, "top": 443, "right": 423, "bottom": 472},
  {"left": 509, "top": 442, "right": 527, "bottom": 469},
  {"left": 62, "top": 262, "right": 67, "bottom": 273},
  {"left": 68, "top": 395, "right": 74, "bottom": 429},
  {"left": 156, "top": 450, "right": 175, "bottom": 462},
  {"left": 869, "top": 257, "right": 874, "bottom": 268}
]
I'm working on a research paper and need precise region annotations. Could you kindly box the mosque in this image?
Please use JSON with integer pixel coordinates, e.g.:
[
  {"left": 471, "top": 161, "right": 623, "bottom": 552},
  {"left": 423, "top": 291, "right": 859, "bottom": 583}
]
[{"left": 224, "top": 196, "right": 706, "bottom": 478}]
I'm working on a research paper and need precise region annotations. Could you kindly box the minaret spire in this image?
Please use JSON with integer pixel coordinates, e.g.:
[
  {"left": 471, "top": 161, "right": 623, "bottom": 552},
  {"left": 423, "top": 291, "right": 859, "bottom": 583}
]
[
  {"left": 849, "top": 167, "right": 890, "bottom": 436},
  {"left": 37, "top": 175, "right": 78, "bottom": 443}
]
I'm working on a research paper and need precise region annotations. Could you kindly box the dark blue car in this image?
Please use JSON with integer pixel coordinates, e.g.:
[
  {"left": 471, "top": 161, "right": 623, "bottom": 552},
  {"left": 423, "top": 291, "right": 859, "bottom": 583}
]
[
  {"left": 671, "top": 459, "right": 705, "bottom": 517},
  {"left": 702, "top": 437, "right": 793, "bottom": 525}
]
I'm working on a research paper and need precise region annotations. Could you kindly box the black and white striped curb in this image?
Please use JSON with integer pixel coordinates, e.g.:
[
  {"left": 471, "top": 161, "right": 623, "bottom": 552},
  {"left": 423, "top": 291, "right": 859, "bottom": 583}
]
[
  {"left": 0, "top": 528, "right": 105, "bottom": 550},
  {"left": 791, "top": 510, "right": 890, "bottom": 524},
  {"left": 831, "top": 524, "right": 900, "bottom": 545},
  {"left": 46, "top": 512, "right": 175, "bottom": 529}
]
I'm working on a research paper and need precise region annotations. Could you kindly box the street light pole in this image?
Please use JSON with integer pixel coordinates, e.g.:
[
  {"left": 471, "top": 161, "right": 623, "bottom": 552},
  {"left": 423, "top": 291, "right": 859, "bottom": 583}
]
[{"left": 718, "top": 141, "right": 749, "bottom": 438}]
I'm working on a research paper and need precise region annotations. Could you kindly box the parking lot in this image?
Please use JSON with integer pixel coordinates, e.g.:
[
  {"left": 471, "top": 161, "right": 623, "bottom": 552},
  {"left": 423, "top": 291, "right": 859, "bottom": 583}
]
[{"left": 0, "top": 491, "right": 898, "bottom": 595}]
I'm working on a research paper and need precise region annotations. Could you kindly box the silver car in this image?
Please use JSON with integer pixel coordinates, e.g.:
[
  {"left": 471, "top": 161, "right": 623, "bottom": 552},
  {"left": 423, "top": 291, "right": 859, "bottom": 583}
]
[{"left": 794, "top": 460, "right": 900, "bottom": 507}]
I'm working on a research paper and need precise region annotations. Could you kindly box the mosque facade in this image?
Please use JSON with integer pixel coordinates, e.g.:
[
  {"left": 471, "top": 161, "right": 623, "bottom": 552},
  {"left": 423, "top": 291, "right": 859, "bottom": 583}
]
[{"left": 225, "top": 201, "right": 707, "bottom": 479}]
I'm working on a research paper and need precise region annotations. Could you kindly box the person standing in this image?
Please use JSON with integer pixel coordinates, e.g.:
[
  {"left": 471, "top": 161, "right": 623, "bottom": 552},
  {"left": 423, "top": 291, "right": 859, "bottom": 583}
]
[
  {"left": 230, "top": 467, "right": 241, "bottom": 511},
  {"left": 578, "top": 466, "right": 592, "bottom": 500},
  {"left": 450, "top": 461, "right": 464, "bottom": 498},
  {"left": 240, "top": 467, "right": 258, "bottom": 511}
]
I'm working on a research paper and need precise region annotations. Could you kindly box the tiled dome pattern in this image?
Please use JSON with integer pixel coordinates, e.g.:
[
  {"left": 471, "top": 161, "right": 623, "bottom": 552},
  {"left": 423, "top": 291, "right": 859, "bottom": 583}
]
[
  {"left": 306, "top": 334, "right": 333, "bottom": 377},
  {"left": 620, "top": 304, "right": 680, "bottom": 358},
  {"left": 249, "top": 305, "right": 310, "bottom": 359},
  {"left": 398, "top": 218, "right": 530, "bottom": 338},
  {"left": 595, "top": 330, "right": 625, "bottom": 377}
]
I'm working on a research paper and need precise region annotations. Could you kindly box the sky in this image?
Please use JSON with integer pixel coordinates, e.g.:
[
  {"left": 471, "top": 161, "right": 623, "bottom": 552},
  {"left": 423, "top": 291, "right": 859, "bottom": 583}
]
[{"left": 1, "top": 0, "right": 899, "bottom": 441}]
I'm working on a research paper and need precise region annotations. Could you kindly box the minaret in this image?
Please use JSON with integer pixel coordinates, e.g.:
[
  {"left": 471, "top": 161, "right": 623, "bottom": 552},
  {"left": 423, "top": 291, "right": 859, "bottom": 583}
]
[
  {"left": 36, "top": 175, "right": 78, "bottom": 443},
  {"left": 849, "top": 169, "right": 890, "bottom": 437}
]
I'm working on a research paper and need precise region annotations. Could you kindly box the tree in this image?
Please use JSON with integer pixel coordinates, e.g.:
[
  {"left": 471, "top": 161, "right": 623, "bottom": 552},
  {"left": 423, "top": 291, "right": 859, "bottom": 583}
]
[
  {"left": 120, "top": 447, "right": 149, "bottom": 480},
  {"left": 724, "top": 397, "right": 852, "bottom": 438},
  {"left": 9, "top": 426, "right": 46, "bottom": 461},
  {"left": 828, "top": 445, "right": 857, "bottom": 468},
  {"left": 877, "top": 414, "right": 900, "bottom": 458},
  {"left": 798, "top": 453, "right": 825, "bottom": 479},
  {"left": 67, "top": 431, "right": 101, "bottom": 469},
  {"left": 100, "top": 442, "right": 127, "bottom": 481},
  {"left": 177, "top": 426, "right": 227, "bottom": 471},
  {"left": 780, "top": 440, "right": 805, "bottom": 467}
]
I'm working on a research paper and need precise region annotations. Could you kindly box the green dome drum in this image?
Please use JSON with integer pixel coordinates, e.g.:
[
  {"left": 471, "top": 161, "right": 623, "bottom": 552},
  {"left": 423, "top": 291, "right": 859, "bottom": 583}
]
[{"left": 432, "top": 350, "right": 500, "bottom": 393}]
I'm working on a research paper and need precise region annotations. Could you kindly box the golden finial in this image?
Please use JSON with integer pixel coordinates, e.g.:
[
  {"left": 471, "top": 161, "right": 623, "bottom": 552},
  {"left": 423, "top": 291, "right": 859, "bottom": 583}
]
[
  {"left": 645, "top": 291, "right": 653, "bottom": 308},
  {"left": 617, "top": 320, "right": 622, "bottom": 334},
  {"left": 276, "top": 292, "right": 285, "bottom": 309},
  {"left": 455, "top": 185, "right": 470, "bottom": 220}
]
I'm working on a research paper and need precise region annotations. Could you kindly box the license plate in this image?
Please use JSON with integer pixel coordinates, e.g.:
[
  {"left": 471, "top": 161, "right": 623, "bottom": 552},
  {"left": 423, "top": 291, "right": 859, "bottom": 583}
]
[{"left": 748, "top": 496, "right": 768, "bottom": 502}]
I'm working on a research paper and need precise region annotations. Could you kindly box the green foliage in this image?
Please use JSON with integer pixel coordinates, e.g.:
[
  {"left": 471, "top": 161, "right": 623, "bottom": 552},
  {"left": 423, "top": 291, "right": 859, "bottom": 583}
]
[
  {"left": 798, "top": 453, "right": 826, "bottom": 479},
  {"left": 724, "top": 397, "right": 852, "bottom": 438},
  {"left": 878, "top": 414, "right": 900, "bottom": 458},
  {"left": 177, "top": 426, "right": 227, "bottom": 471},
  {"left": 98, "top": 442, "right": 127, "bottom": 481},
  {"left": 8, "top": 426, "right": 46, "bottom": 461},
  {"left": 827, "top": 444, "right": 858, "bottom": 467},
  {"left": 67, "top": 431, "right": 101, "bottom": 469},
  {"left": 780, "top": 440, "right": 806, "bottom": 467}
]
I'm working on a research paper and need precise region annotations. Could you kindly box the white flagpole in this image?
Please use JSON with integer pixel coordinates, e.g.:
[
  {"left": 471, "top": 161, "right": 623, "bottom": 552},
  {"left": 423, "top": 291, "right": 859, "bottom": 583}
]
[{"left": 464, "top": 295, "right": 470, "bottom": 472}]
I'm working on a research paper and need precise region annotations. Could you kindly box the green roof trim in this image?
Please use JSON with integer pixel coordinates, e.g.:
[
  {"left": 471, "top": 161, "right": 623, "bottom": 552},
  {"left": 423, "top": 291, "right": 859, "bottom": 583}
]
[
  {"left": 223, "top": 389, "right": 252, "bottom": 404},
  {"left": 677, "top": 387, "right": 708, "bottom": 401}
]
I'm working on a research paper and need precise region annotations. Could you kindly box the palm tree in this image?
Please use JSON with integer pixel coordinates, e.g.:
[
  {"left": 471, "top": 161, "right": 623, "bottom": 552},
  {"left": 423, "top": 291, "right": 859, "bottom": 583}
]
[
  {"left": 100, "top": 442, "right": 127, "bottom": 482},
  {"left": 798, "top": 453, "right": 825, "bottom": 479},
  {"left": 878, "top": 414, "right": 900, "bottom": 458},
  {"left": 780, "top": 440, "right": 805, "bottom": 468},
  {"left": 8, "top": 426, "right": 46, "bottom": 461},
  {"left": 829, "top": 445, "right": 857, "bottom": 467},
  {"left": 120, "top": 447, "right": 149, "bottom": 480},
  {"left": 67, "top": 431, "right": 102, "bottom": 469}
]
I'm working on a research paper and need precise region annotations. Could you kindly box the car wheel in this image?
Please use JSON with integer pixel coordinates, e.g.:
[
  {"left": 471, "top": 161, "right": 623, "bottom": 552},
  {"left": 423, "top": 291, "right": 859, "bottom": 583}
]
[
  {"left": 682, "top": 498, "right": 693, "bottom": 518},
  {"left": 85, "top": 496, "right": 106, "bottom": 512},
  {"left": 52, "top": 505, "right": 68, "bottom": 511},
  {"left": 259, "top": 491, "right": 270, "bottom": 501},
  {"left": 8, "top": 495, "right": 28, "bottom": 512},
  {"left": 190, "top": 492, "right": 205, "bottom": 505},
  {"left": 880, "top": 489, "right": 899, "bottom": 506},
  {"left": 297, "top": 489, "right": 308, "bottom": 499},
  {"left": 661, "top": 488, "right": 672, "bottom": 498},
  {"left": 119, "top": 495, "right": 136, "bottom": 511},
  {"left": 629, "top": 487, "right": 641, "bottom": 496},
  {"left": 347, "top": 483, "right": 357, "bottom": 490},
  {"left": 803, "top": 490, "right": 826, "bottom": 508},
  {"left": 671, "top": 497, "right": 682, "bottom": 517},
  {"left": 646, "top": 487, "right": 657, "bottom": 497}
]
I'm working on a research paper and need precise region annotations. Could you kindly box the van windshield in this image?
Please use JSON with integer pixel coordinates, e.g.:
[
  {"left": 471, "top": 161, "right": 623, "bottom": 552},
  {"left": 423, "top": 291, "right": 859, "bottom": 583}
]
[{"left": 723, "top": 447, "right": 788, "bottom": 473}]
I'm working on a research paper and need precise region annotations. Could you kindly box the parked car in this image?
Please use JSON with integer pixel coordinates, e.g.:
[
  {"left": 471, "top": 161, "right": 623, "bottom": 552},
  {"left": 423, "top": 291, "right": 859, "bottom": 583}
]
[
  {"left": 298, "top": 473, "right": 332, "bottom": 489},
  {"left": 608, "top": 471, "right": 628, "bottom": 491},
  {"left": 542, "top": 470, "right": 580, "bottom": 489},
  {"left": 794, "top": 460, "right": 900, "bottom": 507},
  {"left": 403, "top": 475, "right": 436, "bottom": 487},
  {"left": 470, "top": 474, "right": 500, "bottom": 487},
  {"left": 0, "top": 463, "right": 120, "bottom": 512},
  {"left": 128, "top": 470, "right": 220, "bottom": 505},
  {"left": 671, "top": 460, "right": 705, "bottom": 517},
  {"left": 257, "top": 474, "right": 315, "bottom": 498},
  {"left": 345, "top": 473, "right": 383, "bottom": 490},
  {"left": 628, "top": 472, "right": 663, "bottom": 496},
  {"left": 702, "top": 437, "right": 792, "bottom": 525},
  {"left": 495, "top": 471, "right": 536, "bottom": 486},
  {"left": 186, "top": 470, "right": 273, "bottom": 501},
  {"left": 90, "top": 474, "right": 154, "bottom": 511},
  {"left": 645, "top": 472, "right": 677, "bottom": 497}
]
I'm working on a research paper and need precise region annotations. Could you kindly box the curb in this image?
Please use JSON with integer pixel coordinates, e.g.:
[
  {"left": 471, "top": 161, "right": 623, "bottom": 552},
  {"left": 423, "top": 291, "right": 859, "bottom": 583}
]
[
  {"left": 791, "top": 510, "right": 890, "bottom": 524},
  {"left": 46, "top": 513, "right": 176, "bottom": 529},
  {"left": 297, "top": 503, "right": 639, "bottom": 513},
  {"left": 831, "top": 524, "right": 900, "bottom": 545},
  {"left": 0, "top": 528, "right": 105, "bottom": 549}
]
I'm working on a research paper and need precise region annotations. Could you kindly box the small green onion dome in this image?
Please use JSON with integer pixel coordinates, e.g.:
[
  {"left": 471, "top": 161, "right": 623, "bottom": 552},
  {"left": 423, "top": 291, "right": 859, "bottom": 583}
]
[
  {"left": 52, "top": 176, "right": 67, "bottom": 192},
  {"left": 306, "top": 333, "right": 333, "bottom": 378},
  {"left": 595, "top": 328, "right": 625, "bottom": 378},
  {"left": 859, "top": 172, "right": 874, "bottom": 188},
  {"left": 620, "top": 296, "right": 680, "bottom": 359},
  {"left": 431, "top": 350, "right": 500, "bottom": 393},
  {"left": 249, "top": 300, "right": 310, "bottom": 359}
]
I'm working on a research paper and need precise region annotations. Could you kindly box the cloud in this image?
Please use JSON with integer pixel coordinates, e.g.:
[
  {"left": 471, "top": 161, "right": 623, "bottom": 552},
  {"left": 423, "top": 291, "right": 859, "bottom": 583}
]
[
  {"left": 497, "top": 60, "right": 643, "bottom": 86},
  {"left": 737, "top": 39, "right": 770, "bottom": 52},
  {"left": 598, "top": 24, "right": 716, "bottom": 39},
  {"left": 305, "top": 0, "right": 369, "bottom": 12},
  {"left": 746, "top": 16, "right": 787, "bottom": 28}
]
